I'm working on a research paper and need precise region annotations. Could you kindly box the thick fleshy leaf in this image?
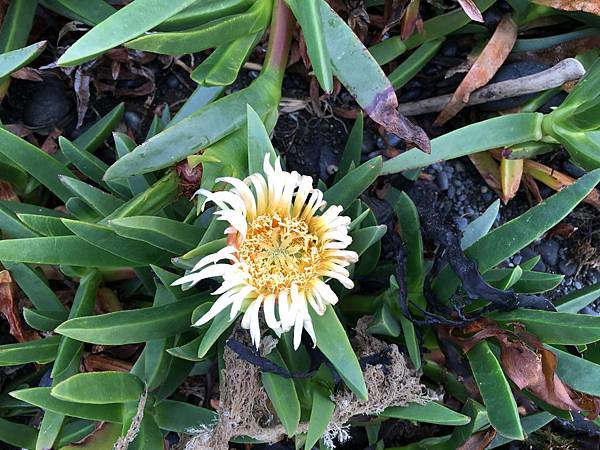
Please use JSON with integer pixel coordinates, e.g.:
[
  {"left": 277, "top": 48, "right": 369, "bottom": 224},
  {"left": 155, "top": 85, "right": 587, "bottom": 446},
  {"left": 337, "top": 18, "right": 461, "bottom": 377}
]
[
  {"left": 191, "top": 32, "right": 262, "bottom": 87},
  {"left": 104, "top": 71, "right": 281, "bottom": 180},
  {"left": 0, "top": 418, "right": 38, "bottom": 449},
  {"left": 319, "top": 0, "right": 429, "bottom": 152},
  {"left": 261, "top": 349, "right": 300, "bottom": 436},
  {"left": 0, "top": 335, "right": 60, "bottom": 366},
  {"left": 461, "top": 199, "right": 500, "bottom": 249},
  {"left": 286, "top": 0, "right": 332, "bottom": 92},
  {"left": 10, "top": 388, "right": 123, "bottom": 423},
  {"left": 154, "top": 400, "right": 217, "bottom": 432},
  {"left": 52, "top": 372, "right": 144, "bottom": 404},
  {"left": 62, "top": 219, "right": 172, "bottom": 265},
  {"left": 39, "top": 0, "right": 115, "bottom": 25},
  {"left": 109, "top": 216, "right": 201, "bottom": 254},
  {"left": 548, "top": 345, "right": 600, "bottom": 396},
  {"left": 125, "top": 0, "right": 271, "bottom": 55},
  {"left": 555, "top": 282, "right": 600, "bottom": 313},
  {"left": 466, "top": 341, "right": 523, "bottom": 440},
  {"left": 382, "top": 401, "right": 471, "bottom": 425},
  {"left": 0, "top": 236, "right": 134, "bottom": 267},
  {"left": 309, "top": 305, "right": 367, "bottom": 400},
  {"left": 323, "top": 157, "right": 382, "bottom": 211},
  {"left": 57, "top": 0, "right": 199, "bottom": 65},
  {"left": 491, "top": 310, "right": 600, "bottom": 345},
  {"left": 0, "top": 41, "right": 46, "bottom": 78},
  {"left": 382, "top": 113, "right": 544, "bottom": 174},
  {"left": 0, "top": 128, "right": 76, "bottom": 202},
  {"left": 55, "top": 294, "right": 209, "bottom": 344},
  {"left": 247, "top": 104, "right": 278, "bottom": 176}
]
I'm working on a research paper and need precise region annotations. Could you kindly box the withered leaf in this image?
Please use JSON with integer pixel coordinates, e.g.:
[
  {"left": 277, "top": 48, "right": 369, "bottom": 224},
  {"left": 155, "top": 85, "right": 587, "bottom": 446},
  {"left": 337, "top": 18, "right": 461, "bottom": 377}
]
[
  {"left": 435, "top": 14, "right": 517, "bottom": 125},
  {"left": 457, "top": 0, "right": 484, "bottom": 22}
]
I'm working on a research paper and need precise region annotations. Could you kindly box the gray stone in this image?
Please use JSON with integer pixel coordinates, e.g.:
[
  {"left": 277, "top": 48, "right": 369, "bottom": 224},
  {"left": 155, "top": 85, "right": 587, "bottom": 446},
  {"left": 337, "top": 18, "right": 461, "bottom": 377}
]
[{"left": 538, "top": 239, "right": 560, "bottom": 267}]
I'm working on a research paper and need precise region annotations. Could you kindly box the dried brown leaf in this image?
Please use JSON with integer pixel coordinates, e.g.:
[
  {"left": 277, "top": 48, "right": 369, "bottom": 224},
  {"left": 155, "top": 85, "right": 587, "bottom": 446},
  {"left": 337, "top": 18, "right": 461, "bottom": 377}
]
[
  {"left": 0, "top": 270, "right": 37, "bottom": 342},
  {"left": 74, "top": 68, "right": 91, "bottom": 128},
  {"left": 457, "top": 0, "right": 484, "bottom": 22},
  {"left": 435, "top": 15, "right": 517, "bottom": 125},
  {"left": 458, "top": 428, "right": 496, "bottom": 450},
  {"left": 531, "top": 0, "right": 600, "bottom": 15},
  {"left": 451, "top": 320, "right": 600, "bottom": 418},
  {"left": 524, "top": 160, "right": 600, "bottom": 208},
  {"left": 0, "top": 182, "right": 19, "bottom": 202},
  {"left": 469, "top": 152, "right": 503, "bottom": 198},
  {"left": 10, "top": 68, "right": 43, "bottom": 81},
  {"left": 400, "top": 0, "right": 421, "bottom": 40},
  {"left": 367, "top": 87, "right": 431, "bottom": 153}
]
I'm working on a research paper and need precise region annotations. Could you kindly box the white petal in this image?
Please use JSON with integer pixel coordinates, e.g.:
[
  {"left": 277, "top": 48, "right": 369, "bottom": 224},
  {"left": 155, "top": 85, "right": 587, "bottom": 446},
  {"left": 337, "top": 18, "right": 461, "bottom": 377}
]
[
  {"left": 313, "top": 280, "right": 339, "bottom": 306},
  {"left": 249, "top": 299, "right": 263, "bottom": 348},
  {"left": 193, "top": 292, "right": 236, "bottom": 326},
  {"left": 293, "top": 310, "right": 304, "bottom": 349},
  {"left": 249, "top": 173, "right": 268, "bottom": 215},
  {"left": 306, "top": 289, "right": 325, "bottom": 315},
  {"left": 292, "top": 176, "right": 313, "bottom": 217},
  {"left": 278, "top": 290, "right": 293, "bottom": 330},
  {"left": 303, "top": 317, "right": 316, "bottom": 347},
  {"left": 192, "top": 246, "right": 237, "bottom": 272},
  {"left": 263, "top": 294, "right": 281, "bottom": 333},
  {"left": 217, "top": 176, "right": 257, "bottom": 218},
  {"left": 321, "top": 270, "right": 355, "bottom": 289},
  {"left": 171, "top": 263, "right": 232, "bottom": 287},
  {"left": 215, "top": 209, "right": 247, "bottom": 237}
]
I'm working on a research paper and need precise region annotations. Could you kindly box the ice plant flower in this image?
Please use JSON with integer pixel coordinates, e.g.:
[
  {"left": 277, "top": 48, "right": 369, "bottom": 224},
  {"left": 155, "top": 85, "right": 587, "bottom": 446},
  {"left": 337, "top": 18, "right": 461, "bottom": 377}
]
[{"left": 173, "top": 155, "right": 358, "bottom": 349}]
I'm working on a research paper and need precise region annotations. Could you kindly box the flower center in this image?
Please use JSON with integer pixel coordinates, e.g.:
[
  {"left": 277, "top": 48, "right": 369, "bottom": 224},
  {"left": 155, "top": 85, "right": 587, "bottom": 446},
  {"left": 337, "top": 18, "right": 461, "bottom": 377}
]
[{"left": 238, "top": 214, "right": 321, "bottom": 294}]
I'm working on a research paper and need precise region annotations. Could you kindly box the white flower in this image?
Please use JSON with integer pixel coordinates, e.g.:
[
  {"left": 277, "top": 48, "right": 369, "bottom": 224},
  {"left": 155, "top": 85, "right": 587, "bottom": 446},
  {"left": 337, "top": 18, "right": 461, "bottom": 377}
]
[{"left": 173, "top": 155, "right": 358, "bottom": 349}]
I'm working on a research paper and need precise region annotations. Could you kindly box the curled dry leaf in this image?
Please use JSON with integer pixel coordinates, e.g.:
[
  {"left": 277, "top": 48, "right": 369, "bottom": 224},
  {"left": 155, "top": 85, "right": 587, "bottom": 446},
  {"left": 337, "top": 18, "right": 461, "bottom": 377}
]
[
  {"left": 0, "top": 270, "right": 38, "bottom": 343},
  {"left": 450, "top": 320, "right": 600, "bottom": 419},
  {"left": 458, "top": 428, "right": 496, "bottom": 450},
  {"left": 400, "top": 0, "right": 422, "bottom": 40},
  {"left": 366, "top": 86, "right": 431, "bottom": 153},
  {"left": 0, "top": 182, "right": 19, "bottom": 202},
  {"left": 457, "top": 0, "right": 484, "bottom": 22},
  {"left": 468, "top": 152, "right": 503, "bottom": 198},
  {"left": 435, "top": 14, "right": 518, "bottom": 125},
  {"left": 523, "top": 160, "right": 600, "bottom": 208},
  {"left": 531, "top": 0, "right": 600, "bottom": 15},
  {"left": 500, "top": 157, "right": 523, "bottom": 204}
]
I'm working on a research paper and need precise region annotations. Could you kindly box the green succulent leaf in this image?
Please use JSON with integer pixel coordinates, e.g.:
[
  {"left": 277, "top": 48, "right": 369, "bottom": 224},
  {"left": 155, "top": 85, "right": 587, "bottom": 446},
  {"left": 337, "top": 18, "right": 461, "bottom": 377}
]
[
  {"left": 52, "top": 372, "right": 144, "bottom": 404},
  {"left": 466, "top": 341, "right": 523, "bottom": 440},
  {"left": 382, "top": 401, "right": 471, "bottom": 426},
  {"left": 57, "top": 0, "right": 199, "bottom": 65},
  {"left": 10, "top": 388, "right": 123, "bottom": 423},
  {"left": 56, "top": 293, "right": 210, "bottom": 345},
  {"left": 309, "top": 305, "right": 367, "bottom": 401}
]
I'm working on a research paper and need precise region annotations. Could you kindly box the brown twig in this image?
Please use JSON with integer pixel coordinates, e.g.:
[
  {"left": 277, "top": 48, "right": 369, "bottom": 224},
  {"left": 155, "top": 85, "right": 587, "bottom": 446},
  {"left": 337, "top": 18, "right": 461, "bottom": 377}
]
[{"left": 397, "top": 58, "right": 586, "bottom": 116}]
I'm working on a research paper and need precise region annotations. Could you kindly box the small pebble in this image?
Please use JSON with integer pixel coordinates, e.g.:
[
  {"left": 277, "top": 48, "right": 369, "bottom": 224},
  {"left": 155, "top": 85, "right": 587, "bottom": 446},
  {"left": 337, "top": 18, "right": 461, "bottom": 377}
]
[
  {"left": 558, "top": 260, "right": 577, "bottom": 276},
  {"left": 384, "top": 132, "right": 402, "bottom": 147},
  {"left": 538, "top": 239, "right": 560, "bottom": 267},
  {"left": 455, "top": 217, "right": 468, "bottom": 231},
  {"left": 480, "top": 186, "right": 489, "bottom": 194},
  {"left": 482, "top": 191, "right": 494, "bottom": 202},
  {"left": 512, "top": 255, "right": 523, "bottom": 265},
  {"left": 124, "top": 111, "right": 142, "bottom": 132},
  {"left": 447, "top": 186, "right": 456, "bottom": 198},
  {"left": 454, "top": 161, "right": 465, "bottom": 172},
  {"left": 376, "top": 137, "right": 385, "bottom": 149},
  {"left": 574, "top": 281, "right": 583, "bottom": 290},
  {"left": 436, "top": 172, "right": 449, "bottom": 191}
]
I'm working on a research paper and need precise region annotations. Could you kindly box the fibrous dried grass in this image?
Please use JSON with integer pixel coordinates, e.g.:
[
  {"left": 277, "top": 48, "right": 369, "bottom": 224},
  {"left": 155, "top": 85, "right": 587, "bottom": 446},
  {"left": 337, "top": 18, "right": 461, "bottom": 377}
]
[{"left": 183, "top": 319, "right": 428, "bottom": 450}]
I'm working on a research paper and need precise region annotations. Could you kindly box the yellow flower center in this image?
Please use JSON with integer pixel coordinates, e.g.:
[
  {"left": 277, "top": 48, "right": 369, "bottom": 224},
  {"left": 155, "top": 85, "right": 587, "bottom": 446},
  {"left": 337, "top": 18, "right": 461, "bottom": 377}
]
[{"left": 238, "top": 214, "right": 321, "bottom": 294}]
